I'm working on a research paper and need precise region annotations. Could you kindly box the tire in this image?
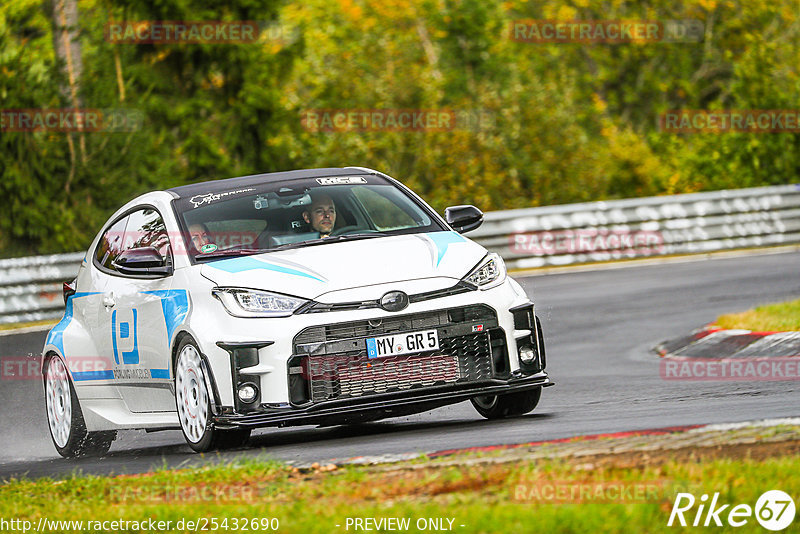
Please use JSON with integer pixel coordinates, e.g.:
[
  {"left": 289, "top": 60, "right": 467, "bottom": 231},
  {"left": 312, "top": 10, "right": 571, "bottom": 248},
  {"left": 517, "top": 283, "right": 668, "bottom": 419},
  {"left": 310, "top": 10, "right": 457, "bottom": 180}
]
[
  {"left": 471, "top": 387, "right": 542, "bottom": 420},
  {"left": 44, "top": 355, "right": 116, "bottom": 458},
  {"left": 174, "top": 338, "right": 251, "bottom": 452}
]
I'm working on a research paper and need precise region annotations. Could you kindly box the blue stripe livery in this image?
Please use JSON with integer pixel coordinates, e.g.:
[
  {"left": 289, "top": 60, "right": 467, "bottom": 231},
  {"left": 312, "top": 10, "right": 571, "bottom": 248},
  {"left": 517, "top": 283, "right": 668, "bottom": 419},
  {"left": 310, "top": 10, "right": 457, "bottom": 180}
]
[
  {"left": 73, "top": 370, "right": 114, "bottom": 382},
  {"left": 427, "top": 231, "right": 465, "bottom": 266},
  {"left": 210, "top": 256, "right": 325, "bottom": 282},
  {"left": 143, "top": 289, "right": 190, "bottom": 344},
  {"left": 45, "top": 292, "right": 100, "bottom": 357}
]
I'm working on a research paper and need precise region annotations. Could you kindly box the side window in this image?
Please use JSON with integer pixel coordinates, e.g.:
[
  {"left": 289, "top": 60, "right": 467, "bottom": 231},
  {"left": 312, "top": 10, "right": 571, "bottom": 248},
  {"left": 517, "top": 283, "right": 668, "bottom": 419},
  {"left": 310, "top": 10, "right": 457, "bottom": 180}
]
[
  {"left": 95, "top": 216, "right": 129, "bottom": 270},
  {"left": 124, "top": 208, "right": 171, "bottom": 262},
  {"left": 352, "top": 187, "right": 418, "bottom": 230},
  {"left": 94, "top": 207, "right": 171, "bottom": 273}
]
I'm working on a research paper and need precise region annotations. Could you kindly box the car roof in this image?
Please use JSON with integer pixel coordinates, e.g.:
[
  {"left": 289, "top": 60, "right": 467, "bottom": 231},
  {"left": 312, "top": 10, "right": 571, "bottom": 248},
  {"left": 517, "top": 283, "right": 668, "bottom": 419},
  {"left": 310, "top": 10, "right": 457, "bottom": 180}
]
[{"left": 166, "top": 167, "right": 377, "bottom": 199}]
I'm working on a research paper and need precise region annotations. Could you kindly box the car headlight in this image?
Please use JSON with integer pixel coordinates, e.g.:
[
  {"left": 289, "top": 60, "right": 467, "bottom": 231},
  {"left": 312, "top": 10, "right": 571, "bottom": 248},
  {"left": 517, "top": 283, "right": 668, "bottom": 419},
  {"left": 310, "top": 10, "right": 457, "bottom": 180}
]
[
  {"left": 463, "top": 253, "right": 506, "bottom": 290},
  {"left": 212, "top": 288, "right": 308, "bottom": 317}
]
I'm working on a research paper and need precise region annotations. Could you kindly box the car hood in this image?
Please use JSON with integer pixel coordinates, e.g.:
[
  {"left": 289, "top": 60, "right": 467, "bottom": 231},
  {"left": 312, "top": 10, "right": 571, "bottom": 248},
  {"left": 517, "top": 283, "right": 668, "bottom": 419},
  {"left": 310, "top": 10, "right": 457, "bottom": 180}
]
[{"left": 199, "top": 231, "right": 486, "bottom": 301}]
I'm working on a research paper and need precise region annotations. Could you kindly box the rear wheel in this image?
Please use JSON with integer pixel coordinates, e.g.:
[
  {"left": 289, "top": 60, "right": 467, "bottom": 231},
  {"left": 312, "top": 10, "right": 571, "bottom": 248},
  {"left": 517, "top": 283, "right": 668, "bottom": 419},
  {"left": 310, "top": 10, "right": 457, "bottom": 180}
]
[
  {"left": 44, "top": 355, "right": 116, "bottom": 458},
  {"left": 174, "top": 339, "right": 251, "bottom": 452},
  {"left": 471, "top": 387, "right": 542, "bottom": 420}
]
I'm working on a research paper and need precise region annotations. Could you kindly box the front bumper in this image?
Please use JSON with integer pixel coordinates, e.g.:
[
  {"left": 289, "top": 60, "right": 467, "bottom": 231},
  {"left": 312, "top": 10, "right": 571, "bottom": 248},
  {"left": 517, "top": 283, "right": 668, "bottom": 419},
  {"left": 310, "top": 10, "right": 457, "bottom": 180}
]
[
  {"left": 214, "top": 371, "right": 553, "bottom": 428},
  {"left": 188, "top": 276, "right": 549, "bottom": 419}
]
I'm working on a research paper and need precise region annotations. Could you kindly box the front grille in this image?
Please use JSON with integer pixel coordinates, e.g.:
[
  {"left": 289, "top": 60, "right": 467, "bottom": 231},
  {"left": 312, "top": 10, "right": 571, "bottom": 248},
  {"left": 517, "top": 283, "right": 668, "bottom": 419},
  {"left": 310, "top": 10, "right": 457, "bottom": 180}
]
[
  {"left": 312, "top": 353, "right": 461, "bottom": 399},
  {"left": 290, "top": 305, "right": 502, "bottom": 404},
  {"left": 295, "top": 305, "right": 496, "bottom": 345},
  {"left": 295, "top": 283, "right": 473, "bottom": 314}
]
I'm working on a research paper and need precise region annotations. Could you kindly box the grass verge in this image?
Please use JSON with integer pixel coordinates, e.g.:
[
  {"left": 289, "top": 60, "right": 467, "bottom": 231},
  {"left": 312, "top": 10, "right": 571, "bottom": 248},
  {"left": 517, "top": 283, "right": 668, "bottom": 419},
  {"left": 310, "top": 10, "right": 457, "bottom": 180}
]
[
  {"left": 715, "top": 298, "right": 800, "bottom": 331},
  {"left": 0, "top": 443, "right": 797, "bottom": 533}
]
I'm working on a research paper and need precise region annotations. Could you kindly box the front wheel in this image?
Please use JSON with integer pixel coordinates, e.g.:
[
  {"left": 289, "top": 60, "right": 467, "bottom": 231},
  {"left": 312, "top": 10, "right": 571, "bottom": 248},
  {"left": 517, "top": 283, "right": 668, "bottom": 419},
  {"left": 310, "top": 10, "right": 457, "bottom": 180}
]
[
  {"left": 44, "top": 355, "right": 116, "bottom": 458},
  {"left": 471, "top": 387, "right": 542, "bottom": 420},
  {"left": 174, "top": 339, "right": 251, "bottom": 452}
]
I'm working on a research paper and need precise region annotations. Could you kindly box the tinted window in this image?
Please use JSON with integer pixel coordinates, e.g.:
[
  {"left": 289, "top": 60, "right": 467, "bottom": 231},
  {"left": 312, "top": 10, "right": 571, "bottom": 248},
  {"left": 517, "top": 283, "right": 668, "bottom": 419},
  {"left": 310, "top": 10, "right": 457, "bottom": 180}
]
[
  {"left": 124, "top": 208, "right": 171, "bottom": 262},
  {"left": 203, "top": 219, "right": 266, "bottom": 250},
  {"left": 173, "top": 176, "right": 445, "bottom": 261},
  {"left": 94, "top": 208, "right": 171, "bottom": 273},
  {"left": 95, "top": 216, "right": 128, "bottom": 270},
  {"left": 352, "top": 186, "right": 421, "bottom": 230}
]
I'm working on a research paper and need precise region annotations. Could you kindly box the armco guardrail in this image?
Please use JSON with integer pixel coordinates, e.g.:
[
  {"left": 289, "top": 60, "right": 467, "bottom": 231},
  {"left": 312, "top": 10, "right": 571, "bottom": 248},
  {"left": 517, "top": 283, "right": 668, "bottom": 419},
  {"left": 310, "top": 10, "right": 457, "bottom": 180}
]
[
  {"left": 1, "top": 184, "right": 799, "bottom": 325},
  {"left": 471, "top": 183, "right": 800, "bottom": 270},
  {"left": 0, "top": 252, "right": 84, "bottom": 325}
]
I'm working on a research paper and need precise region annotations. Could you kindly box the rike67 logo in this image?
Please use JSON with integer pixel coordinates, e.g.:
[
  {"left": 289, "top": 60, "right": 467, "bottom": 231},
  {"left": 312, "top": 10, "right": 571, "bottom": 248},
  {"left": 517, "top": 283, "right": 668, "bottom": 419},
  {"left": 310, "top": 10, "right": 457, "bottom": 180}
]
[{"left": 668, "top": 490, "right": 795, "bottom": 530}]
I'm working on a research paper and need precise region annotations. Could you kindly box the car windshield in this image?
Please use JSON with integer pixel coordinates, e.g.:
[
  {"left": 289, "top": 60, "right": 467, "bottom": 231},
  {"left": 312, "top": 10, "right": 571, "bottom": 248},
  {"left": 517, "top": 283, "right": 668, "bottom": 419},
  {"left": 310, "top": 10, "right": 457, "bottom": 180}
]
[{"left": 172, "top": 175, "right": 445, "bottom": 261}]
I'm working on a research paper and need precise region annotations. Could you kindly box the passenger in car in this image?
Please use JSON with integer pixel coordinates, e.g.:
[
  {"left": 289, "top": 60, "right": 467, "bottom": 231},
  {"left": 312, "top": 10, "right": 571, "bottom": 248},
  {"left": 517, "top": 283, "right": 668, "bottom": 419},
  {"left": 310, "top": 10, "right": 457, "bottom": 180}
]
[
  {"left": 188, "top": 223, "right": 214, "bottom": 251},
  {"left": 302, "top": 193, "right": 337, "bottom": 238}
]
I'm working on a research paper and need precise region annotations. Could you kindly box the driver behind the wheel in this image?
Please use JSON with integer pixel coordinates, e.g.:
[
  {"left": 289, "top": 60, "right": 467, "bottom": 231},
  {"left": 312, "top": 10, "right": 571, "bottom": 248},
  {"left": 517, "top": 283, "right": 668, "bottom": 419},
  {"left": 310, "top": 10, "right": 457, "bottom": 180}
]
[{"left": 302, "top": 193, "right": 336, "bottom": 238}]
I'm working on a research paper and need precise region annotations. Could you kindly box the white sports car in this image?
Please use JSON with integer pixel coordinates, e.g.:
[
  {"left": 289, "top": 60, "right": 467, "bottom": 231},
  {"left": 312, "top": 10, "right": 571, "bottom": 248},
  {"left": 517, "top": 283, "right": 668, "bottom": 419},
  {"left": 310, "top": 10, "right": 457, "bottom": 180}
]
[{"left": 42, "top": 167, "right": 552, "bottom": 456}]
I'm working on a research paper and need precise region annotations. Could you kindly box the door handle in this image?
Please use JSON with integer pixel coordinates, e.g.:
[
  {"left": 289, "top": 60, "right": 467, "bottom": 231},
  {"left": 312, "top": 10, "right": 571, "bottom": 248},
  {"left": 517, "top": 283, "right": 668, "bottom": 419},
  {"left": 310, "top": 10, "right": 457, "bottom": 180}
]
[{"left": 103, "top": 293, "right": 116, "bottom": 308}]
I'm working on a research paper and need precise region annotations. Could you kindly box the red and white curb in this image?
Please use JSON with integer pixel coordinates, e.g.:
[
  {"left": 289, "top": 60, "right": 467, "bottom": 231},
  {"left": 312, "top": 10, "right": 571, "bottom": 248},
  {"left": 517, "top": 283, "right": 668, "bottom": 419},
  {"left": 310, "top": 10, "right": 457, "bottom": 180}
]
[{"left": 655, "top": 326, "right": 800, "bottom": 359}]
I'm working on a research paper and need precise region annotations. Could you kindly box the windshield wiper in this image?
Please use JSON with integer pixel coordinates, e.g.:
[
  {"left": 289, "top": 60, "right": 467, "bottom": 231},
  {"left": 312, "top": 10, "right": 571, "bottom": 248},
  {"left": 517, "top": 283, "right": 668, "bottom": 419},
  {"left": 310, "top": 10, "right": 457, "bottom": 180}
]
[
  {"left": 269, "top": 238, "right": 329, "bottom": 252},
  {"left": 335, "top": 232, "right": 392, "bottom": 240},
  {"left": 194, "top": 248, "right": 267, "bottom": 261}
]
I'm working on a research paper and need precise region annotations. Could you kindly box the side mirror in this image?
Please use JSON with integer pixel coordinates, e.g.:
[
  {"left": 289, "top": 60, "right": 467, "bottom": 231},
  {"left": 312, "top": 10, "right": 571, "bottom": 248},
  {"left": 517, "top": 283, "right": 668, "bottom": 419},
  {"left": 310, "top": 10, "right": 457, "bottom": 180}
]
[
  {"left": 445, "top": 205, "right": 483, "bottom": 233},
  {"left": 113, "top": 247, "right": 171, "bottom": 276}
]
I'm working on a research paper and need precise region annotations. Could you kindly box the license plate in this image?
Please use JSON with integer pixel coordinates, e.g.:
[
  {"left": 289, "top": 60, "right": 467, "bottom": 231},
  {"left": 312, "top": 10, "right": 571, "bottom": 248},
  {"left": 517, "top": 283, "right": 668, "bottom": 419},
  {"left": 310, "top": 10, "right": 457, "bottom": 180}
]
[{"left": 366, "top": 329, "right": 439, "bottom": 359}]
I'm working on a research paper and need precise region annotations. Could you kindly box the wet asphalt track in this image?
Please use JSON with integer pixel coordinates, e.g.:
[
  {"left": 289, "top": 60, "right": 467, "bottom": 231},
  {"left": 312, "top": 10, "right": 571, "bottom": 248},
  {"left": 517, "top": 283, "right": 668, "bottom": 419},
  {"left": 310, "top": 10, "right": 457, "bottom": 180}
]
[{"left": 1, "top": 250, "right": 798, "bottom": 479}]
